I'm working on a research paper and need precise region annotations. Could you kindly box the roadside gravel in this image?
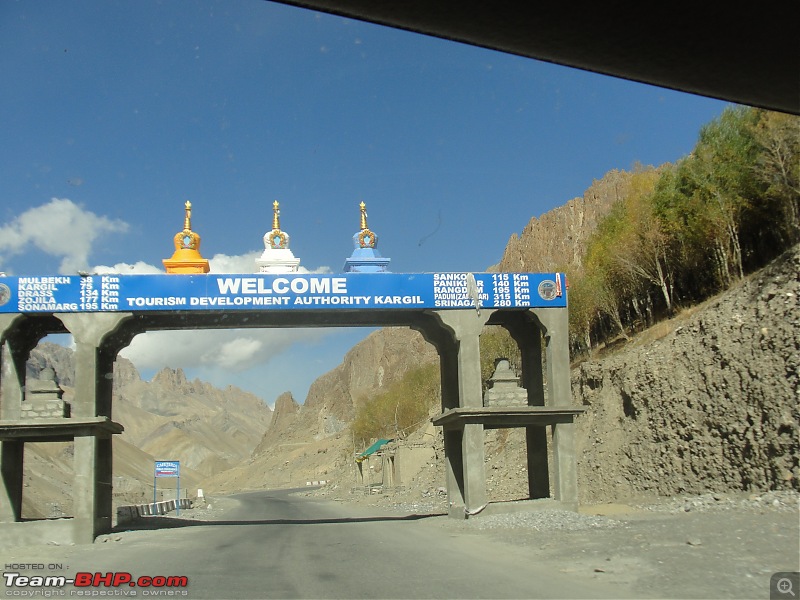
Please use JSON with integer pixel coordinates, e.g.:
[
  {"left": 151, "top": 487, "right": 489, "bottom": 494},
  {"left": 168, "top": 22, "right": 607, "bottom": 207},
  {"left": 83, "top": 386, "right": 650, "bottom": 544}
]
[
  {"left": 310, "top": 484, "right": 799, "bottom": 598},
  {"left": 431, "top": 490, "right": 799, "bottom": 599}
]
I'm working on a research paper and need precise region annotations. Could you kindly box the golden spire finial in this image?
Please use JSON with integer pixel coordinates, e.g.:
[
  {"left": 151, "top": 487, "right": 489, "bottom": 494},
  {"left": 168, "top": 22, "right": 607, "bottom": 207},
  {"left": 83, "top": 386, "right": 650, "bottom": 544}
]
[
  {"left": 359, "top": 201, "right": 368, "bottom": 230},
  {"left": 164, "top": 200, "right": 209, "bottom": 273},
  {"left": 183, "top": 201, "right": 192, "bottom": 231},
  {"left": 272, "top": 200, "right": 281, "bottom": 231}
]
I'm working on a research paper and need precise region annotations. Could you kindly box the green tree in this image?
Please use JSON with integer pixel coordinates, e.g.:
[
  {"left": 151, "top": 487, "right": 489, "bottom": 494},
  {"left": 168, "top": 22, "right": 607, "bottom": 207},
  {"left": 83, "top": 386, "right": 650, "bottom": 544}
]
[
  {"left": 607, "top": 168, "right": 676, "bottom": 315},
  {"left": 565, "top": 264, "right": 596, "bottom": 353},
  {"left": 651, "top": 161, "right": 715, "bottom": 302},
  {"left": 350, "top": 363, "right": 440, "bottom": 447},
  {"left": 685, "top": 106, "right": 761, "bottom": 285},
  {"left": 583, "top": 219, "right": 631, "bottom": 340},
  {"left": 752, "top": 110, "right": 800, "bottom": 245}
]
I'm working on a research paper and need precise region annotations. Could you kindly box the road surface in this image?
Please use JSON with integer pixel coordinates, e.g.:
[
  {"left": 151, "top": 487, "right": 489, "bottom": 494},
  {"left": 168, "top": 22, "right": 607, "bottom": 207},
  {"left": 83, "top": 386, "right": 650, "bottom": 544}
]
[{"left": 2, "top": 489, "right": 637, "bottom": 599}]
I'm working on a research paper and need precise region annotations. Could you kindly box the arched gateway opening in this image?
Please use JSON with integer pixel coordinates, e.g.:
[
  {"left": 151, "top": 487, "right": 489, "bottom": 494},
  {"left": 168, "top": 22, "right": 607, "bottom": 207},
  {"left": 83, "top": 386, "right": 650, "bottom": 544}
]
[{"left": 0, "top": 271, "right": 583, "bottom": 544}]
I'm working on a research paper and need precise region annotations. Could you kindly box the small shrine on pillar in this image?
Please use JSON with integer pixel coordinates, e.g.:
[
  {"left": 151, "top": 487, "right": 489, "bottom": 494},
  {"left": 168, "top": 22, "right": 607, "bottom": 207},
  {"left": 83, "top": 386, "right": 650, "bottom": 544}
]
[
  {"left": 483, "top": 359, "right": 527, "bottom": 407},
  {"left": 162, "top": 201, "right": 210, "bottom": 274},
  {"left": 255, "top": 201, "right": 301, "bottom": 274},
  {"left": 22, "top": 367, "right": 70, "bottom": 419},
  {"left": 343, "top": 201, "right": 390, "bottom": 273}
]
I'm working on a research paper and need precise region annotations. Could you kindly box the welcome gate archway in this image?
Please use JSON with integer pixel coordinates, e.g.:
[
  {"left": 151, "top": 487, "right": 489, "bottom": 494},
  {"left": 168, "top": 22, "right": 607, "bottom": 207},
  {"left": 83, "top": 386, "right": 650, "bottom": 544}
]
[{"left": 0, "top": 271, "right": 583, "bottom": 544}]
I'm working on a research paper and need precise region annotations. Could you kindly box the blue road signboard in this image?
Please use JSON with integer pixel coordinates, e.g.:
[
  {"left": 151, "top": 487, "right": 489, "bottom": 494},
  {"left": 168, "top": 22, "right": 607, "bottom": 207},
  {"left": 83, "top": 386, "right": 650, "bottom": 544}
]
[
  {"left": 153, "top": 461, "right": 181, "bottom": 516},
  {"left": 0, "top": 272, "right": 566, "bottom": 314},
  {"left": 154, "top": 461, "right": 180, "bottom": 478}
]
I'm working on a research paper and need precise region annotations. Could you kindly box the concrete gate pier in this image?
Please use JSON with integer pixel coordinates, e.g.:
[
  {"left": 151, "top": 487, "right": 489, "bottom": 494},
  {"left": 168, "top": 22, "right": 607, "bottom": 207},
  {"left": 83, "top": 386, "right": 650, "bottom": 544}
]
[
  {"left": 429, "top": 307, "right": 584, "bottom": 517},
  {"left": 0, "top": 312, "right": 131, "bottom": 545}
]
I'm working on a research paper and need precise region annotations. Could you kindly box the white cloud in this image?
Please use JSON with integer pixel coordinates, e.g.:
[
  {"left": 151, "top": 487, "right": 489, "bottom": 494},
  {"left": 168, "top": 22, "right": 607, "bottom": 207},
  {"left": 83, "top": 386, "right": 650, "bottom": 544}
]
[
  {"left": 301, "top": 264, "right": 332, "bottom": 274},
  {"left": 208, "top": 252, "right": 261, "bottom": 274},
  {"left": 209, "top": 252, "right": 332, "bottom": 274},
  {"left": 81, "top": 250, "right": 333, "bottom": 276},
  {"left": 120, "top": 328, "right": 330, "bottom": 373},
  {"left": 0, "top": 198, "right": 128, "bottom": 274},
  {"left": 207, "top": 337, "right": 264, "bottom": 370},
  {"left": 92, "top": 261, "right": 164, "bottom": 274}
]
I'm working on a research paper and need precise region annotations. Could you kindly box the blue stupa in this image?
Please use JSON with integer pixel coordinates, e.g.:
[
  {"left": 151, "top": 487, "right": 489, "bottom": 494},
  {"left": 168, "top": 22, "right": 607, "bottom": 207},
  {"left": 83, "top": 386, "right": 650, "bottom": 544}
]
[{"left": 342, "top": 201, "right": 391, "bottom": 273}]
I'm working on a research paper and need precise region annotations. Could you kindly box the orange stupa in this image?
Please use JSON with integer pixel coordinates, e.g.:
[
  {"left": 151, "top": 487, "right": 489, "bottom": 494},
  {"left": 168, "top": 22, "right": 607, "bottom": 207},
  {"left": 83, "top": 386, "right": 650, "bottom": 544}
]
[{"left": 162, "top": 201, "right": 210, "bottom": 273}]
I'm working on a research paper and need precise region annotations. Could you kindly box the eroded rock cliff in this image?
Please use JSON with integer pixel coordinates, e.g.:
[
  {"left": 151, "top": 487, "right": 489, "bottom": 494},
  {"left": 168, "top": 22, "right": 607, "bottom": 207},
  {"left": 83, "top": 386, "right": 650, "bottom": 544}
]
[
  {"left": 494, "top": 169, "right": 640, "bottom": 272},
  {"left": 298, "top": 327, "right": 438, "bottom": 439}
]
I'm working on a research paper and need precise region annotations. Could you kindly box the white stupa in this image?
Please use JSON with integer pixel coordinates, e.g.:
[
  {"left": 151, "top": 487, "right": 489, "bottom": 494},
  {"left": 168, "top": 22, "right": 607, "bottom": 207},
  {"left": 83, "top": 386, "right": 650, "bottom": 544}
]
[{"left": 255, "top": 201, "right": 301, "bottom": 274}]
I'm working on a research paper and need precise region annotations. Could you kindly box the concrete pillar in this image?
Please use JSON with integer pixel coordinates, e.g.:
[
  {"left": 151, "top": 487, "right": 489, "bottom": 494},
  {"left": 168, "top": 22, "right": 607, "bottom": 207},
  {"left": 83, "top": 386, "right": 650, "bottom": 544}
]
[
  {"left": 414, "top": 317, "right": 465, "bottom": 513},
  {"left": 536, "top": 308, "right": 572, "bottom": 408},
  {"left": 443, "top": 428, "right": 465, "bottom": 517},
  {"left": 536, "top": 308, "right": 578, "bottom": 505},
  {"left": 461, "top": 422, "right": 487, "bottom": 513},
  {"left": 0, "top": 441, "right": 24, "bottom": 522},
  {"left": 72, "top": 436, "right": 114, "bottom": 543},
  {"left": 440, "top": 339, "right": 466, "bottom": 514},
  {"left": 56, "top": 313, "right": 132, "bottom": 542},
  {"left": 0, "top": 314, "right": 38, "bottom": 421},
  {"left": 1, "top": 315, "right": 45, "bottom": 524},
  {"left": 434, "top": 310, "right": 493, "bottom": 515},
  {"left": 56, "top": 313, "right": 132, "bottom": 419},
  {"left": 0, "top": 342, "right": 24, "bottom": 421},
  {"left": 504, "top": 312, "right": 549, "bottom": 498}
]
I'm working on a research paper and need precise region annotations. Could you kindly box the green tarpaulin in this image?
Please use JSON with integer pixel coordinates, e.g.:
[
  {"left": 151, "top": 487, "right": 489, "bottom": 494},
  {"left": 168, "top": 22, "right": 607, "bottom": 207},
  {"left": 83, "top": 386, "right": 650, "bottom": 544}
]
[{"left": 355, "top": 438, "right": 392, "bottom": 462}]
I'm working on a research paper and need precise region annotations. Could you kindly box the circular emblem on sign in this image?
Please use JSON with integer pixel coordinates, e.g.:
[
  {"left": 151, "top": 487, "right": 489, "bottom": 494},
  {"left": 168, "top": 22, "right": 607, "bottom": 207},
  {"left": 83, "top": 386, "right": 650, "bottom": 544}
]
[
  {"left": 0, "top": 284, "right": 10, "bottom": 307},
  {"left": 538, "top": 280, "right": 557, "bottom": 301}
]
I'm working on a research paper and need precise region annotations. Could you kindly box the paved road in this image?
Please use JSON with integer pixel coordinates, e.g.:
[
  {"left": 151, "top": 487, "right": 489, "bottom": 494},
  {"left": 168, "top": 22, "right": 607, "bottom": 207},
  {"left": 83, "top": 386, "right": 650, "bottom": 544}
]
[{"left": 3, "top": 489, "right": 637, "bottom": 599}]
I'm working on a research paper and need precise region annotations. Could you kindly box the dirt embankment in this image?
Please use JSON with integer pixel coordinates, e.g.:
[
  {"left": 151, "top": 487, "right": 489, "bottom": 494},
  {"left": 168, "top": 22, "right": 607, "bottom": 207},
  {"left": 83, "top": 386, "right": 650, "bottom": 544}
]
[{"left": 574, "top": 245, "right": 799, "bottom": 502}]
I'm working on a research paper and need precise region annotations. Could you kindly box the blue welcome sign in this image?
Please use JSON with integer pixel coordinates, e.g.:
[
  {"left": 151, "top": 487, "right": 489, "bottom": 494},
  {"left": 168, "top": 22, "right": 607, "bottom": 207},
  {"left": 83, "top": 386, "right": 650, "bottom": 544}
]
[{"left": 0, "top": 272, "right": 566, "bottom": 313}]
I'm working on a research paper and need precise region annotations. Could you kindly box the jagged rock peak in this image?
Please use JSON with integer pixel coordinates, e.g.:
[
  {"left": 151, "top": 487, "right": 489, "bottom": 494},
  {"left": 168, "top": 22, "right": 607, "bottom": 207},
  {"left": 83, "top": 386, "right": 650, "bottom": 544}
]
[
  {"left": 151, "top": 367, "right": 189, "bottom": 388},
  {"left": 113, "top": 356, "right": 141, "bottom": 387},
  {"left": 273, "top": 391, "right": 300, "bottom": 416}
]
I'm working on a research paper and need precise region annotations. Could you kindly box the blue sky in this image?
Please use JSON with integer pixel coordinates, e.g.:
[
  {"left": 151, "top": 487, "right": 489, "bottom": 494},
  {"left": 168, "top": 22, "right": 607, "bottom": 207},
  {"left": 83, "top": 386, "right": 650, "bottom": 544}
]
[{"left": 0, "top": 0, "right": 730, "bottom": 405}]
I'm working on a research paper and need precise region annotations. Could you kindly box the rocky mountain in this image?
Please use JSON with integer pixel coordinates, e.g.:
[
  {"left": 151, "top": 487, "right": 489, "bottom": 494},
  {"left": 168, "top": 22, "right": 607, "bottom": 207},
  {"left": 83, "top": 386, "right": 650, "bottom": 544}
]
[
  {"left": 202, "top": 326, "right": 440, "bottom": 494},
  {"left": 493, "top": 169, "right": 643, "bottom": 272},
  {"left": 114, "top": 365, "right": 272, "bottom": 476},
  {"left": 300, "top": 327, "right": 438, "bottom": 436},
  {"left": 26, "top": 341, "right": 76, "bottom": 388},
  {"left": 21, "top": 346, "right": 272, "bottom": 517}
]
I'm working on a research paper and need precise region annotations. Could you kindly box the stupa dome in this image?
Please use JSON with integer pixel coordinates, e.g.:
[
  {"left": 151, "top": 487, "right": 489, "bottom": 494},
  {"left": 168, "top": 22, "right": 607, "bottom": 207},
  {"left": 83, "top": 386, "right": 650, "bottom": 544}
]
[
  {"left": 162, "top": 201, "right": 210, "bottom": 274},
  {"left": 256, "top": 200, "right": 301, "bottom": 274}
]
